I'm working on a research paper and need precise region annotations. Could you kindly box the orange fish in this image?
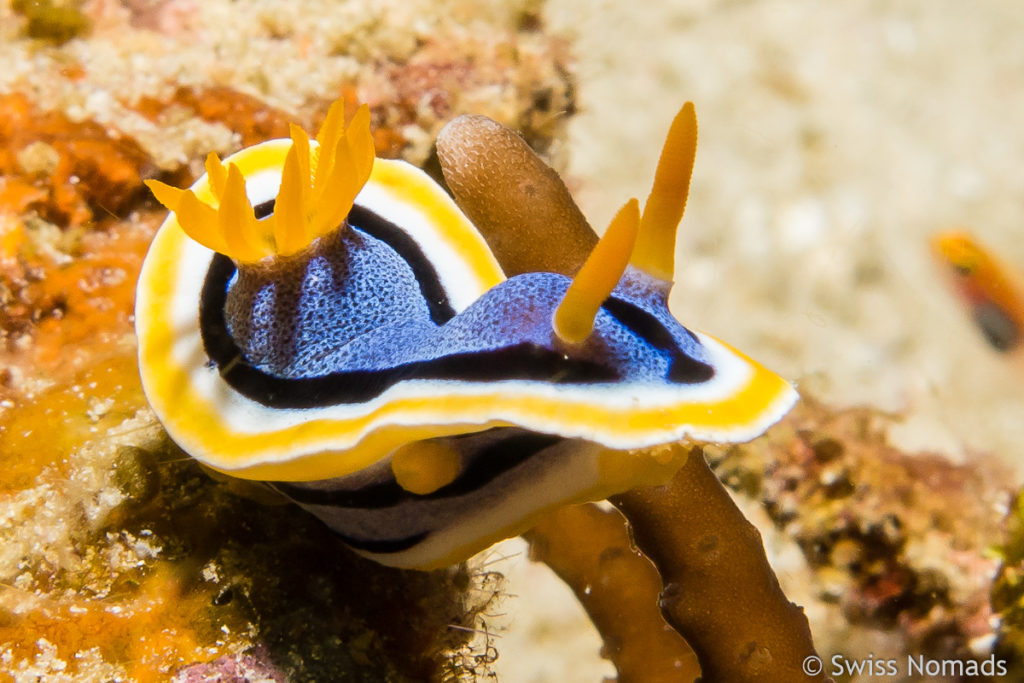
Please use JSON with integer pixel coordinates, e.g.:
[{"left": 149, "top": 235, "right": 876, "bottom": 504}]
[{"left": 932, "top": 231, "right": 1024, "bottom": 353}]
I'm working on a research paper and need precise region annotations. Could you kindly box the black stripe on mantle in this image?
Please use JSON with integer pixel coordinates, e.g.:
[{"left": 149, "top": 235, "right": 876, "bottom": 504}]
[
  {"left": 197, "top": 207, "right": 713, "bottom": 410},
  {"left": 271, "top": 432, "right": 561, "bottom": 510},
  {"left": 329, "top": 529, "right": 429, "bottom": 554}
]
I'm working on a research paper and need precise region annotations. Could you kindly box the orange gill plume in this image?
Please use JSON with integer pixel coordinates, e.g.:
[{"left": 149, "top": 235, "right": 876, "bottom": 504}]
[{"left": 146, "top": 101, "right": 374, "bottom": 264}]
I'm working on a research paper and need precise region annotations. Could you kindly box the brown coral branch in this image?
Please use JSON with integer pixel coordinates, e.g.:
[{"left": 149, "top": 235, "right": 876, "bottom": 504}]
[
  {"left": 436, "top": 113, "right": 597, "bottom": 277},
  {"left": 524, "top": 503, "right": 701, "bottom": 683},
  {"left": 610, "top": 446, "right": 825, "bottom": 682}
]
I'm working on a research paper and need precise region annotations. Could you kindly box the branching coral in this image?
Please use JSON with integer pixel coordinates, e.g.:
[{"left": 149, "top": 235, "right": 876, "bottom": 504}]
[
  {"left": 524, "top": 503, "right": 700, "bottom": 682},
  {"left": 610, "top": 447, "right": 824, "bottom": 682},
  {"left": 436, "top": 113, "right": 596, "bottom": 277},
  {"left": 523, "top": 448, "right": 824, "bottom": 682}
]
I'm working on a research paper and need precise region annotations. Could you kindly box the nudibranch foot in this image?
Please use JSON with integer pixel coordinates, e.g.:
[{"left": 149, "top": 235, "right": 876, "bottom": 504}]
[
  {"left": 269, "top": 428, "right": 691, "bottom": 570},
  {"left": 137, "top": 96, "right": 797, "bottom": 569}
]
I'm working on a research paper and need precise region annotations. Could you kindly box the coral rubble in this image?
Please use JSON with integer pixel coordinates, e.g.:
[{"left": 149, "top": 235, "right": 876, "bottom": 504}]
[{"left": 711, "top": 396, "right": 1014, "bottom": 672}]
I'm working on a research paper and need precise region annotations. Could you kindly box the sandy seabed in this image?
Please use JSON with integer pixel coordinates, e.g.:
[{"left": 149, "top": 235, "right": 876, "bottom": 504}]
[
  {"left": 550, "top": 0, "right": 1024, "bottom": 461},
  {"left": 493, "top": 1, "right": 1024, "bottom": 680}
]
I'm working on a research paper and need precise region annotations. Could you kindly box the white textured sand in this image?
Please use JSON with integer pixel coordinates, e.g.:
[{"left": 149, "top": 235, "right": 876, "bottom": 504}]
[
  {"left": 494, "top": 1, "right": 1024, "bottom": 680},
  {"left": 548, "top": 0, "right": 1024, "bottom": 462}
]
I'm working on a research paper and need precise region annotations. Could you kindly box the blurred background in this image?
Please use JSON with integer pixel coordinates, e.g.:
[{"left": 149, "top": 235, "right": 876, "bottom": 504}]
[
  {"left": 499, "top": 1, "right": 1024, "bottom": 679},
  {"left": 547, "top": 0, "right": 1024, "bottom": 462}
]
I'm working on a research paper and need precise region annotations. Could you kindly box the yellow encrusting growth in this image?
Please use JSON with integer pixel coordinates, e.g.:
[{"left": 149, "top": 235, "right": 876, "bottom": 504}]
[
  {"left": 390, "top": 441, "right": 463, "bottom": 495},
  {"left": 144, "top": 101, "right": 375, "bottom": 264},
  {"left": 630, "top": 102, "right": 698, "bottom": 282},
  {"left": 553, "top": 198, "right": 640, "bottom": 344}
]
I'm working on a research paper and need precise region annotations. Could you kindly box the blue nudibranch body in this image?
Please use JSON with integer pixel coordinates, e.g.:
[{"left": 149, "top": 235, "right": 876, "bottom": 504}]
[{"left": 137, "top": 99, "right": 797, "bottom": 569}]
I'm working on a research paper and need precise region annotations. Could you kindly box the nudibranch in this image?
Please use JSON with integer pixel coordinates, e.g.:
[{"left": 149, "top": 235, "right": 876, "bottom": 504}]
[
  {"left": 933, "top": 231, "right": 1024, "bottom": 353},
  {"left": 136, "top": 98, "right": 797, "bottom": 569}
]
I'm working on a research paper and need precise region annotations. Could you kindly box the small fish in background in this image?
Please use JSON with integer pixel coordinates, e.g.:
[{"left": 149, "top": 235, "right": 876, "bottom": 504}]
[{"left": 932, "top": 231, "right": 1024, "bottom": 353}]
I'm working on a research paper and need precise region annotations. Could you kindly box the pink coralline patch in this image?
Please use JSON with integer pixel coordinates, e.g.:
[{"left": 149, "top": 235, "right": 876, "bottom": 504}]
[
  {"left": 376, "top": 52, "right": 477, "bottom": 121},
  {"left": 174, "top": 646, "right": 287, "bottom": 683},
  {"left": 356, "top": 34, "right": 574, "bottom": 162},
  {"left": 83, "top": 0, "right": 199, "bottom": 36},
  {"left": 356, "top": 45, "right": 481, "bottom": 160},
  {"left": 849, "top": 564, "right": 916, "bottom": 620},
  {"left": 125, "top": 0, "right": 200, "bottom": 35},
  {"left": 137, "top": 86, "right": 296, "bottom": 148}
]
